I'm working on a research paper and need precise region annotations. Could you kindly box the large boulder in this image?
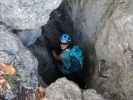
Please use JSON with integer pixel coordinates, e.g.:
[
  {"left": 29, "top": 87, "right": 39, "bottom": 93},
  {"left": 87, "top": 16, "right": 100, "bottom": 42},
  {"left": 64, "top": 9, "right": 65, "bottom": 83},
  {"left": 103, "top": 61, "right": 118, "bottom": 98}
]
[
  {"left": 95, "top": 0, "right": 133, "bottom": 100},
  {"left": 45, "top": 78, "right": 82, "bottom": 100},
  {"left": 0, "top": 0, "right": 62, "bottom": 29},
  {"left": 0, "top": 24, "right": 38, "bottom": 99},
  {"left": 45, "top": 78, "right": 105, "bottom": 100}
]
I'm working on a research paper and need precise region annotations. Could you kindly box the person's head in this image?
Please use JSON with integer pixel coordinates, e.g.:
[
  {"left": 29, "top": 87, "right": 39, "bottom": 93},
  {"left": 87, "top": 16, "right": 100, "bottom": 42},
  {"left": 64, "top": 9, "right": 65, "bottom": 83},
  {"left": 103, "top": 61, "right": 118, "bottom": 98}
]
[{"left": 59, "top": 33, "right": 72, "bottom": 50}]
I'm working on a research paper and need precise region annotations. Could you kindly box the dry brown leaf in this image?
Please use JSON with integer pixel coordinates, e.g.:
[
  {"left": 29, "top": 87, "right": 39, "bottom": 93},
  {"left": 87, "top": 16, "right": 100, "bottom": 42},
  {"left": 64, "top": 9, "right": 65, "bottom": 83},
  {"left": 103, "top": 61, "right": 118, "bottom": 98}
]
[
  {"left": 35, "top": 86, "right": 47, "bottom": 100},
  {"left": 0, "top": 63, "right": 16, "bottom": 76}
]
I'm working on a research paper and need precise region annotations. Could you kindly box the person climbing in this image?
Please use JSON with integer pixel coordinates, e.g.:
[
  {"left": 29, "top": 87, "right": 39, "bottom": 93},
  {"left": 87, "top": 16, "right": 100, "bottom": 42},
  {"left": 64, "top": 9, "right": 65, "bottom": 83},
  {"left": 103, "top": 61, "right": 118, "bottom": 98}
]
[{"left": 52, "top": 33, "right": 85, "bottom": 88}]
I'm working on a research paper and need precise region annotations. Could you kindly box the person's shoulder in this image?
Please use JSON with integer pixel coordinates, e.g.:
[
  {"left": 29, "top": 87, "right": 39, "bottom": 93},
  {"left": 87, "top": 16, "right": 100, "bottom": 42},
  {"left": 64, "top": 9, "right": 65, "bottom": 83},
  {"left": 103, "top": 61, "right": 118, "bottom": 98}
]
[
  {"left": 70, "top": 45, "right": 83, "bottom": 55},
  {"left": 71, "top": 45, "right": 82, "bottom": 51}
]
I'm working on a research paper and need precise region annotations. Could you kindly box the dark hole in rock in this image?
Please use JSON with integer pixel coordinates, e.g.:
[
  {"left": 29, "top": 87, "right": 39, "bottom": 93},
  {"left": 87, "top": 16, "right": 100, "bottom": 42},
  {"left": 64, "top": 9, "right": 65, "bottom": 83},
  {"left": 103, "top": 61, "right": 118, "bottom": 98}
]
[{"left": 28, "top": 1, "right": 96, "bottom": 89}]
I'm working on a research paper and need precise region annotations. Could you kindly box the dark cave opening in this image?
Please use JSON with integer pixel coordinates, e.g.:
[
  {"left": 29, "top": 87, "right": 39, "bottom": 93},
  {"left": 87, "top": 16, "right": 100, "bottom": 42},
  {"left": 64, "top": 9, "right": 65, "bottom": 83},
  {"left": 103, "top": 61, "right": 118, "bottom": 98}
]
[{"left": 29, "top": 2, "right": 96, "bottom": 89}]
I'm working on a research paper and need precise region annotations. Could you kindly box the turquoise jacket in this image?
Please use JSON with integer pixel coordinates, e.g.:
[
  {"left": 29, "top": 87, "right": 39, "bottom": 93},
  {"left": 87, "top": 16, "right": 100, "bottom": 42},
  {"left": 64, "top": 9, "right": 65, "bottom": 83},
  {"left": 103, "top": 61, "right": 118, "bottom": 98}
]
[{"left": 60, "top": 45, "right": 84, "bottom": 74}]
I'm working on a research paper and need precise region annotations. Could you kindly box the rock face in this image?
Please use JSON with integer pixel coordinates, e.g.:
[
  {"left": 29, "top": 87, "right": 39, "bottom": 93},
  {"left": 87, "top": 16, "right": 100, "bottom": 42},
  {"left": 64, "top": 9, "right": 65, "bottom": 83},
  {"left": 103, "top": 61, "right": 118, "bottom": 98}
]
[
  {"left": 95, "top": 0, "right": 133, "bottom": 100},
  {"left": 63, "top": 0, "right": 133, "bottom": 100},
  {"left": 0, "top": 0, "right": 64, "bottom": 97},
  {"left": 1, "top": 0, "right": 133, "bottom": 100},
  {"left": 0, "top": 0, "right": 62, "bottom": 29},
  {"left": 0, "top": 24, "right": 38, "bottom": 99},
  {"left": 65, "top": 0, "right": 114, "bottom": 43},
  {"left": 46, "top": 78, "right": 82, "bottom": 100},
  {"left": 83, "top": 89, "right": 105, "bottom": 100},
  {"left": 45, "top": 78, "right": 105, "bottom": 100},
  {"left": 0, "top": 0, "right": 64, "bottom": 98}
]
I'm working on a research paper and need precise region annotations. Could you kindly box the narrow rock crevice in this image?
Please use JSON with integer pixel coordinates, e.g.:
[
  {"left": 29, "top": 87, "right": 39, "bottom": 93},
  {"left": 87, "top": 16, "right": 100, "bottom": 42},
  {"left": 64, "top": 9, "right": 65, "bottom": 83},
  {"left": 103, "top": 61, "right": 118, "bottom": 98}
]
[
  {"left": 1, "top": 0, "right": 132, "bottom": 100},
  {"left": 30, "top": 1, "right": 95, "bottom": 89}
]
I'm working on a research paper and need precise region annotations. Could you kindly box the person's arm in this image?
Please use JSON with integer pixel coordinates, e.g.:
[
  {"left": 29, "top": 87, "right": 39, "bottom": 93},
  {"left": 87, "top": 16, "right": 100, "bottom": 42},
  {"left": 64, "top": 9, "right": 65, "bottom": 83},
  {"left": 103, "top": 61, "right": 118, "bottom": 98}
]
[
  {"left": 52, "top": 50, "right": 61, "bottom": 61},
  {"left": 69, "top": 56, "right": 82, "bottom": 72}
]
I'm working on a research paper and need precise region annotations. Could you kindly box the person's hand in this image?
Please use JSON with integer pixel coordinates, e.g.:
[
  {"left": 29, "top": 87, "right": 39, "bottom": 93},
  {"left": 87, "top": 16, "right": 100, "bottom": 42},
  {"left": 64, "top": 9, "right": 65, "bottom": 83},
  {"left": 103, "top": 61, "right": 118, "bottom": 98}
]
[
  {"left": 52, "top": 50, "right": 57, "bottom": 58},
  {"left": 52, "top": 50, "right": 61, "bottom": 60}
]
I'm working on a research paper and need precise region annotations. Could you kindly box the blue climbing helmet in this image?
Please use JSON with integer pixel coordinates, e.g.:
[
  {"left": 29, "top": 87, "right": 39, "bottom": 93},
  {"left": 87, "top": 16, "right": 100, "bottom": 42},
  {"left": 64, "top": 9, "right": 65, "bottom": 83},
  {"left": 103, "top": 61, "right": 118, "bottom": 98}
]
[{"left": 59, "top": 33, "right": 72, "bottom": 43}]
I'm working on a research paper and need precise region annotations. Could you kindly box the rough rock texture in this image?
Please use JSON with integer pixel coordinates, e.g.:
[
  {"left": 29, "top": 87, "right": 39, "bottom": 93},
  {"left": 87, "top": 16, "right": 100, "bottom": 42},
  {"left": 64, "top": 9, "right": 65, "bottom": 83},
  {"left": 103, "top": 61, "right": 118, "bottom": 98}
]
[
  {"left": 0, "top": 0, "right": 62, "bottom": 29},
  {"left": 46, "top": 78, "right": 82, "bottom": 100},
  {"left": 95, "top": 0, "right": 133, "bottom": 100},
  {"left": 83, "top": 89, "right": 105, "bottom": 100},
  {"left": 45, "top": 78, "right": 105, "bottom": 100},
  {"left": 65, "top": 0, "right": 114, "bottom": 43},
  {"left": 62, "top": 0, "right": 133, "bottom": 100},
  {"left": 0, "top": 24, "right": 38, "bottom": 99}
]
